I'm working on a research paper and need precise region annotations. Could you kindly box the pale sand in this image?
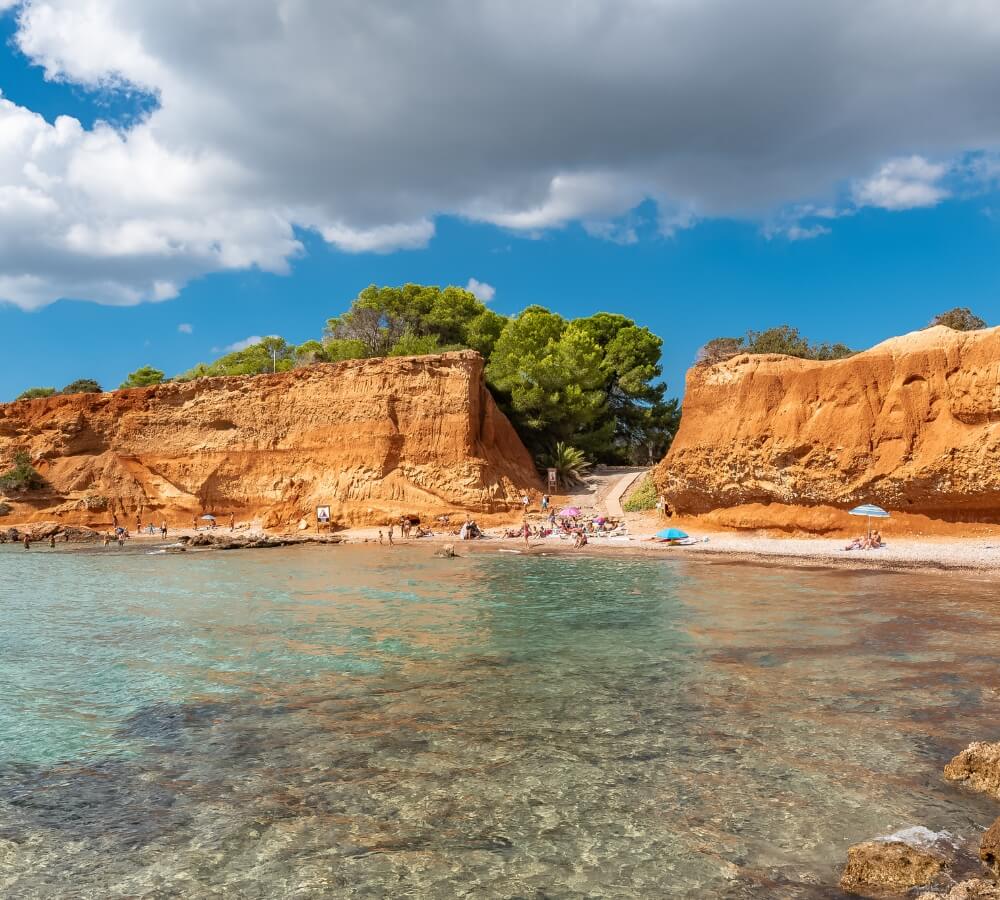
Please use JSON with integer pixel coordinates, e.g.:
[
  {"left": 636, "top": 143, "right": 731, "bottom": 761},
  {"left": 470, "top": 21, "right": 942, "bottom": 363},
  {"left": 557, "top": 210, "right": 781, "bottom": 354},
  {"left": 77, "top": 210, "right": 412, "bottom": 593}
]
[{"left": 332, "top": 524, "right": 1000, "bottom": 574}]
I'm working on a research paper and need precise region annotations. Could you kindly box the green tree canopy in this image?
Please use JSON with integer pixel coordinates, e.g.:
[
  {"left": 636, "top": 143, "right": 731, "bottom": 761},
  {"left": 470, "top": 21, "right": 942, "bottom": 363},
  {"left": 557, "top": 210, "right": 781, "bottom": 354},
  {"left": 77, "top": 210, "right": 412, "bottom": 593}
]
[
  {"left": 62, "top": 379, "right": 103, "bottom": 394},
  {"left": 486, "top": 306, "right": 609, "bottom": 454},
  {"left": 178, "top": 337, "right": 296, "bottom": 380},
  {"left": 16, "top": 387, "right": 56, "bottom": 400},
  {"left": 324, "top": 283, "right": 496, "bottom": 357},
  {"left": 171, "top": 284, "right": 680, "bottom": 463},
  {"left": 930, "top": 307, "right": 987, "bottom": 331},
  {"left": 120, "top": 366, "right": 165, "bottom": 389}
]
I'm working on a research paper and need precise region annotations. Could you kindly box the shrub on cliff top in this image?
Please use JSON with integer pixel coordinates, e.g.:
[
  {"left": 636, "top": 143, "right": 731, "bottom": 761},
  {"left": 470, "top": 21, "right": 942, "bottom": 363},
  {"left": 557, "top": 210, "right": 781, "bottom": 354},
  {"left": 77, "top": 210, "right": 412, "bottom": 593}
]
[
  {"left": 62, "top": 378, "right": 103, "bottom": 394},
  {"left": 929, "top": 307, "right": 987, "bottom": 331},
  {"left": 697, "top": 326, "right": 854, "bottom": 365},
  {"left": 0, "top": 451, "right": 45, "bottom": 493},
  {"left": 120, "top": 366, "right": 165, "bottom": 388},
  {"left": 16, "top": 386, "right": 56, "bottom": 400}
]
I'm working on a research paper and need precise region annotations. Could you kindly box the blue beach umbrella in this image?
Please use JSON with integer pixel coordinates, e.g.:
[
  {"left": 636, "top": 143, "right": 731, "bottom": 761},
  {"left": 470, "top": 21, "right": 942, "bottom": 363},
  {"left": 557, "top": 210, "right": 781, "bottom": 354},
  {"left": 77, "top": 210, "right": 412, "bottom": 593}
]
[
  {"left": 656, "top": 528, "right": 689, "bottom": 540},
  {"left": 848, "top": 504, "right": 889, "bottom": 538}
]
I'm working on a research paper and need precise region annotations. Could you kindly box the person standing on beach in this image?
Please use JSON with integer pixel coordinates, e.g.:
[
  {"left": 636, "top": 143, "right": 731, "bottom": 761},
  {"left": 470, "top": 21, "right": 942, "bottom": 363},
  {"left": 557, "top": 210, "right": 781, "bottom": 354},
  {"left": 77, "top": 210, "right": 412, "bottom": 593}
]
[
  {"left": 103, "top": 531, "right": 111, "bottom": 548},
  {"left": 161, "top": 521, "right": 167, "bottom": 537},
  {"left": 378, "top": 530, "right": 384, "bottom": 545},
  {"left": 192, "top": 516, "right": 198, "bottom": 532},
  {"left": 49, "top": 534, "right": 56, "bottom": 548},
  {"left": 541, "top": 494, "right": 549, "bottom": 512},
  {"left": 23, "top": 533, "right": 30, "bottom": 550},
  {"left": 387, "top": 523, "right": 394, "bottom": 545}
]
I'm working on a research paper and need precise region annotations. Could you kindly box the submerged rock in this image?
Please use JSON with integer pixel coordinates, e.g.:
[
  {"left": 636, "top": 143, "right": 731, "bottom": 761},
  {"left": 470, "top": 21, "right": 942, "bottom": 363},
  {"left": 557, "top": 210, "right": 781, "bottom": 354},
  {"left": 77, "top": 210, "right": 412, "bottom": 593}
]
[
  {"left": 916, "top": 880, "right": 1000, "bottom": 900},
  {"left": 840, "top": 839, "right": 948, "bottom": 896},
  {"left": 945, "top": 742, "right": 1000, "bottom": 800},
  {"left": 980, "top": 817, "right": 1000, "bottom": 878},
  {"left": 434, "top": 543, "right": 458, "bottom": 558}
]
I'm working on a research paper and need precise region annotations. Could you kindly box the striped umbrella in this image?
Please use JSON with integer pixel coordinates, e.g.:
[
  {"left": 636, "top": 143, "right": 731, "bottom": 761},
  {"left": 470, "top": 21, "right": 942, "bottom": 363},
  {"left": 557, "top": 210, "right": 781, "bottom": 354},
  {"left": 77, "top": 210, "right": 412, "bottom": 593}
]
[{"left": 848, "top": 504, "right": 889, "bottom": 538}]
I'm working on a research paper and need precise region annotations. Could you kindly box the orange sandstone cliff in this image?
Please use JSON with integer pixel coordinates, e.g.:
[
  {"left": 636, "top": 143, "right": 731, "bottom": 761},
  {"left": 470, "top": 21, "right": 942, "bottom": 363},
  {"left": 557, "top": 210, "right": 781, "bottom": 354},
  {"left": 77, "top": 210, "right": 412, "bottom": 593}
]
[
  {"left": 0, "top": 351, "right": 541, "bottom": 529},
  {"left": 655, "top": 326, "right": 1000, "bottom": 533}
]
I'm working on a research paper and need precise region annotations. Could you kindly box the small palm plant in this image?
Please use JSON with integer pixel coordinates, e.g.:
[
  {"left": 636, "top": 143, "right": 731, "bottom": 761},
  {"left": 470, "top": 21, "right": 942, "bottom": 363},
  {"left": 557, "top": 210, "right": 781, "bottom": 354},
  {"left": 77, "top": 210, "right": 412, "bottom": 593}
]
[{"left": 537, "top": 442, "right": 591, "bottom": 488}]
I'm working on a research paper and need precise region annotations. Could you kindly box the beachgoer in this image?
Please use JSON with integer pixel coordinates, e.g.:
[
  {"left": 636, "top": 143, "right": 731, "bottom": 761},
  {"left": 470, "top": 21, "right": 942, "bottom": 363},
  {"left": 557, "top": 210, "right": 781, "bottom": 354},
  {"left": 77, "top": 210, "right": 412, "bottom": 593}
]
[
  {"left": 64, "top": 530, "right": 69, "bottom": 542},
  {"left": 523, "top": 520, "right": 530, "bottom": 548},
  {"left": 378, "top": 530, "right": 384, "bottom": 545},
  {"left": 192, "top": 517, "right": 198, "bottom": 532},
  {"left": 387, "top": 524, "right": 394, "bottom": 546},
  {"left": 521, "top": 494, "right": 530, "bottom": 512},
  {"left": 871, "top": 530, "right": 883, "bottom": 548},
  {"left": 23, "top": 534, "right": 30, "bottom": 550},
  {"left": 230, "top": 513, "right": 235, "bottom": 531},
  {"left": 49, "top": 534, "right": 56, "bottom": 548},
  {"left": 161, "top": 522, "right": 167, "bottom": 537},
  {"left": 541, "top": 494, "right": 550, "bottom": 512},
  {"left": 103, "top": 531, "right": 111, "bottom": 548}
]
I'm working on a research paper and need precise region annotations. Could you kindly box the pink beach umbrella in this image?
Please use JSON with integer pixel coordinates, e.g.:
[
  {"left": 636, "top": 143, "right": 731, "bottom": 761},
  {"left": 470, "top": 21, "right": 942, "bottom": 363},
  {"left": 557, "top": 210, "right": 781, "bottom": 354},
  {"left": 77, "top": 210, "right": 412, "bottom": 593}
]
[{"left": 558, "top": 506, "right": 581, "bottom": 517}]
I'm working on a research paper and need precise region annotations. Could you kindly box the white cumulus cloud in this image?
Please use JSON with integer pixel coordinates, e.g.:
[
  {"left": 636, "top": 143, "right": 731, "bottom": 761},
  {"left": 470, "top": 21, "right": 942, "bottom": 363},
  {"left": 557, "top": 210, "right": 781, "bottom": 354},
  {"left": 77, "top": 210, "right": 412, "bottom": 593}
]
[
  {"left": 465, "top": 278, "right": 495, "bottom": 303},
  {"left": 2, "top": 1, "right": 1000, "bottom": 308},
  {"left": 853, "top": 156, "right": 951, "bottom": 211},
  {"left": 177, "top": 322, "right": 192, "bottom": 333}
]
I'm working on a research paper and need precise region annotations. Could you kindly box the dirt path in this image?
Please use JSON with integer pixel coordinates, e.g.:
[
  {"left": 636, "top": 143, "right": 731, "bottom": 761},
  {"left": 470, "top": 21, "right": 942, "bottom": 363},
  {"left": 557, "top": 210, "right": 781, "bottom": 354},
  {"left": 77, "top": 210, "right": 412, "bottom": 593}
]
[{"left": 556, "top": 466, "right": 648, "bottom": 516}]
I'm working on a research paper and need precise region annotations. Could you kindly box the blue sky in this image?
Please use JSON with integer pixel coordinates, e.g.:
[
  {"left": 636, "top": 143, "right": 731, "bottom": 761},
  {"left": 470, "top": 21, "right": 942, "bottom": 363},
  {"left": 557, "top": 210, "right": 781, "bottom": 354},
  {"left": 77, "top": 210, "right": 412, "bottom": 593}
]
[{"left": 2, "top": 2, "right": 1000, "bottom": 402}]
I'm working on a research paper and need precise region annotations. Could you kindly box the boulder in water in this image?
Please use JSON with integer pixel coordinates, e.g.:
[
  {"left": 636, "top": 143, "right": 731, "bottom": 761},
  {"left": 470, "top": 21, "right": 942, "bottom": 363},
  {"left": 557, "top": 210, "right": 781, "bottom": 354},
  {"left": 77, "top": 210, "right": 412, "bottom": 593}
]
[
  {"left": 435, "top": 543, "right": 458, "bottom": 558},
  {"left": 945, "top": 742, "right": 1000, "bottom": 800},
  {"left": 840, "top": 840, "right": 948, "bottom": 896},
  {"left": 980, "top": 817, "right": 1000, "bottom": 878}
]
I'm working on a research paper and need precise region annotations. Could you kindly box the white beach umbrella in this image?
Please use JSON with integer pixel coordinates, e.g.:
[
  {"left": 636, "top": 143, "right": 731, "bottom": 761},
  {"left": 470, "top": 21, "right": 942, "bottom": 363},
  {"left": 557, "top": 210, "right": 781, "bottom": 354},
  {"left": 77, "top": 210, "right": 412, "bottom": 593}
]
[{"left": 848, "top": 504, "right": 890, "bottom": 538}]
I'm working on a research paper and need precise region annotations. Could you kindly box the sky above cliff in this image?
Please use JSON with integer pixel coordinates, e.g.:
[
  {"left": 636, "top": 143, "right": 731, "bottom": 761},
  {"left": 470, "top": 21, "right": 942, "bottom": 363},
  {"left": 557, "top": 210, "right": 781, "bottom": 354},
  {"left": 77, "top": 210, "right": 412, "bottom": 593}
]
[{"left": 2, "top": 0, "right": 1000, "bottom": 401}]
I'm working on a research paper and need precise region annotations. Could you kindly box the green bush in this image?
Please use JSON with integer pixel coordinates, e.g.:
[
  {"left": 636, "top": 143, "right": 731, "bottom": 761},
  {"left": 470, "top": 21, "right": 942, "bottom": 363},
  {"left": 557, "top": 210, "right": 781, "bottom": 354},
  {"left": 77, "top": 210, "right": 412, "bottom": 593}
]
[
  {"left": 16, "top": 387, "right": 56, "bottom": 400},
  {"left": 62, "top": 379, "right": 103, "bottom": 394},
  {"left": 623, "top": 475, "right": 658, "bottom": 512},
  {"left": 0, "top": 451, "right": 45, "bottom": 493},
  {"left": 930, "top": 307, "right": 987, "bottom": 331}
]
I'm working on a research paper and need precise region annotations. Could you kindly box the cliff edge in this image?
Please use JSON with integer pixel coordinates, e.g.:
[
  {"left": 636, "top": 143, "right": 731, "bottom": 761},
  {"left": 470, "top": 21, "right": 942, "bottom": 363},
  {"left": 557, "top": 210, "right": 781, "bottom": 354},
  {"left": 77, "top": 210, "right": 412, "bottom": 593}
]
[
  {"left": 0, "top": 351, "right": 541, "bottom": 529},
  {"left": 655, "top": 326, "right": 1000, "bottom": 533}
]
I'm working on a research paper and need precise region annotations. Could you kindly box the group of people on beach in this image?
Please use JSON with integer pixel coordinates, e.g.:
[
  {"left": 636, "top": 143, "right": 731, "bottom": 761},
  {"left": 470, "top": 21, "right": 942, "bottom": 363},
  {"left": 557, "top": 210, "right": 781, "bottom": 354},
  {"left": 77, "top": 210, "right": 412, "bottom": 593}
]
[
  {"left": 844, "top": 530, "right": 884, "bottom": 551},
  {"left": 378, "top": 515, "right": 432, "bottom": 545}
]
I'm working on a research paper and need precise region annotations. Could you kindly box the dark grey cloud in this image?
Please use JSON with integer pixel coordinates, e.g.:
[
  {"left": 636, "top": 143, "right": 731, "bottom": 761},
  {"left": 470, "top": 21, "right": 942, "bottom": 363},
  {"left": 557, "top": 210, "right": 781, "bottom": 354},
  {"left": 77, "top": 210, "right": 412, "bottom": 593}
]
[{"left": 2, "top": 0, "right": 1000, "bottom": 307}]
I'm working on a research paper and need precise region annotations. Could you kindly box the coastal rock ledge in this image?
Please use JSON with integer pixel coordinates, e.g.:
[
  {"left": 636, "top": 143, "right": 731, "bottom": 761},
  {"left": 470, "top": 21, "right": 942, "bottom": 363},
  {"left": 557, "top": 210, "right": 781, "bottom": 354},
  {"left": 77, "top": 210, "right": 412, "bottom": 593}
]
[
  {"left": 0, "top": 352, "right": 541, "bottom": 529},
  {"left": 656, "top": 326, "right": 1000, "bottom": 532}
]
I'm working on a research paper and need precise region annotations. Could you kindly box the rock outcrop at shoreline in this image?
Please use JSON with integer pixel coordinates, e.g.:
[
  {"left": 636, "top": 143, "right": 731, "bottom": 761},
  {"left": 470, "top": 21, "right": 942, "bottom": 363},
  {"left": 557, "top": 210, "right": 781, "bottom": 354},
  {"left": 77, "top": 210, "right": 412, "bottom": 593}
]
[
  {"left": 0, "top": 352, "right": 540, "bottom": 529},
  {"left": 656, "top": 326, "right": 1000, "bottom": 532}
]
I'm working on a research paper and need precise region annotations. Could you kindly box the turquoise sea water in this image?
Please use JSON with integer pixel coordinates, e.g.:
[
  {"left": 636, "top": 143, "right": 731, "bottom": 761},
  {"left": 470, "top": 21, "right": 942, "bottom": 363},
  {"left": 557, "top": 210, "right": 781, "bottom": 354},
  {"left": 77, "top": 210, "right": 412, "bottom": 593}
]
[{"left": 1, "top": 543, "right": 999, "bottom": 898}]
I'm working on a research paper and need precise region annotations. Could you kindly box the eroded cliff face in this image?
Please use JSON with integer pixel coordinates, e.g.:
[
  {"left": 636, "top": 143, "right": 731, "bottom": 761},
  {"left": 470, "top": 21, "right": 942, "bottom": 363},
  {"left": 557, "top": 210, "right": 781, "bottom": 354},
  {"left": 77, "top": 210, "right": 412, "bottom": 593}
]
[
  {"left": 0, "top": 352, "right": 541, "bottom": 528},
  {"left": 655, "top": 326, "right": 1000, "bottom": 532}
]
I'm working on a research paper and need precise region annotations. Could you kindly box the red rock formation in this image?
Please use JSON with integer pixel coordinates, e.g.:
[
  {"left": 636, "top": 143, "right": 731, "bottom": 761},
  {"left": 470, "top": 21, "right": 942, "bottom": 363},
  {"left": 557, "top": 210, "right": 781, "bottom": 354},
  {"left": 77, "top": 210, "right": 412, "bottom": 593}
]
[
  {"left": 0, "top": 352, "right": 541, "bottom": 529},
  {"left": 655, "top": 326, "right": 1000, "bottom": 533}
]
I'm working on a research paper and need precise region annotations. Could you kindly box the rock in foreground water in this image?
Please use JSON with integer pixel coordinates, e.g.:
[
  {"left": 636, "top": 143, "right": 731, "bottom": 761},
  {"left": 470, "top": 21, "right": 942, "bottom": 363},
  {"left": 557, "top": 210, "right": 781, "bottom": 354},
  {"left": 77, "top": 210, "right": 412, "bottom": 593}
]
[
  {"left": 840, "top": 840, "right": 947, "bottom": 896},
  {"left": 980, "top": 817, "right": 1000, "bottom": 878},
  {"left": 945, "top": 742, "right": 1000, "bottom": 800}
]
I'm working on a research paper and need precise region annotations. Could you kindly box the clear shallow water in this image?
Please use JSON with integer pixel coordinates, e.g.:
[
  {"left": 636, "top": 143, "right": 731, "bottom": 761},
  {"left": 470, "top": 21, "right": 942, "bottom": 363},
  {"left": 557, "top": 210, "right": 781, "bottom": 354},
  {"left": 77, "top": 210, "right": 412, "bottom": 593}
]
[{"left": 1, "top": 545, "right": 999, "bottom": 898}]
